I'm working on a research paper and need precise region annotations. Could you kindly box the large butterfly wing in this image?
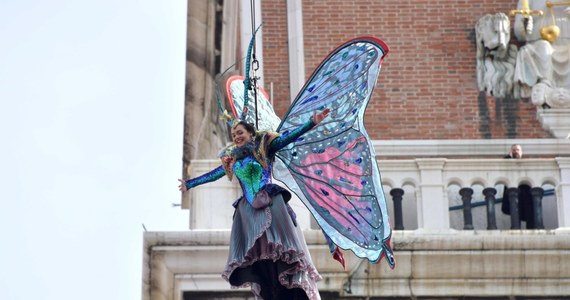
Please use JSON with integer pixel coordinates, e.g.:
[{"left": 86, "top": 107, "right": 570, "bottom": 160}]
[
  {"left": 226, "top": 75, "right": 281, "bottom": 131},
  {"left": 273, "top": 37, "right": 394, "bottom": 267}
]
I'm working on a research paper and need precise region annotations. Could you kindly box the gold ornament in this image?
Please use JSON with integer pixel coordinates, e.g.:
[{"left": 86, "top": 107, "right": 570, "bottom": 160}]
[{"left": 540, "top": 24, "right": 561, "bottom": 42}]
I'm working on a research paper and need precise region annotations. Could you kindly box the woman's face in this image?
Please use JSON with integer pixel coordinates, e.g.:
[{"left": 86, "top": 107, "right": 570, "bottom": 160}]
[{"left": 231, "top": 124, "right": 252, "bottom": 147}]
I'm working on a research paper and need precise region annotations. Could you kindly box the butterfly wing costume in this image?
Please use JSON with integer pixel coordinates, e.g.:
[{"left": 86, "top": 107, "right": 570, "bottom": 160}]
[
  {"left": 229, "top": 37, "right": 395, "bottom": 268},
  {"left": 226, "top": 74, "right": 282, "bottom": 132}
]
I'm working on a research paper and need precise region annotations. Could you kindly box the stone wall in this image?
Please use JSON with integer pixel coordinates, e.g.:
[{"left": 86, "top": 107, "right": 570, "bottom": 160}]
[
  {"left": 183, "top": 0, "right": 229, "bottom": 170},
  {"left": 143, "top": 230, "right": 570, "bottom": 300}
]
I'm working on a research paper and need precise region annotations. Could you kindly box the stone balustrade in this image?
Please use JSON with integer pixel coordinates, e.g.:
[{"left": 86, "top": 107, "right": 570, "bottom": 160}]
[{"left": 184, "top": 157, "right": 570, "bottom": 231}]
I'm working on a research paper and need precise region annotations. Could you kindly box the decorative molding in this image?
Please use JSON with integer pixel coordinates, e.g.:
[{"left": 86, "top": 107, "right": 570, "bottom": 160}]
[
  {"left": 373, "top": 138, "right": 570, "bottom": 158},
  {"left": 143, "top": 230, "right": 570, "bottom": 299},
  {"left": 537, "top": 108, "right": 570, "bottom": 139}
]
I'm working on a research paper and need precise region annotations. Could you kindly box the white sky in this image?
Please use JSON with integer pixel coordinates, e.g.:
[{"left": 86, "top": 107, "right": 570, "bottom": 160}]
[{"left": 0, "top": 1, "right": 189, "bottom": 299}]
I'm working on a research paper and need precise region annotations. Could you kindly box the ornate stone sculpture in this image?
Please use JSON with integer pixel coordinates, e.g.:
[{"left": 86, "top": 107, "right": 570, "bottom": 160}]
[
  {"left": 475, "top": 13, "right": 519, "bottom": 99},
  {"left": 513, "top": 0, "right": 570, "bottom": 108},
  {"left": 475, "top": 1, "right": 570, "bottom": 138}
]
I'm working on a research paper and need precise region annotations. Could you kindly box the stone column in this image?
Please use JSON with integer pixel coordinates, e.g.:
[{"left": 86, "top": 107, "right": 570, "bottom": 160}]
[
  {"left": 459, "top": 188, "right": 474, "bottom": 229},
  {"left": 286, "top": 0, "right": 306, "bottom": 102},
  {"left": 483, "top": 187, "right": 498, "bottom": 230},
  {"left": 240, "top": 0, "right": 264, "bottom": 86},
  {"left": 183, "top": 0, "right": 228, "bottom": 208},
  {"left": 148, "top": 252, "right": 174, "bottom": 300},
  {"left": 556, "top": 157, "right": 570, "bottom": 228},
  {"left": 507, "top": 187, "right": 521, "bottom": 229},
  {"left": 390, "top": 188, "right": 405, "bottom": 230},
  {"left": 531, "top": 187, "right": 545, "bottom": 229},
  {"left": 189, "top": 160, "right": 240, "bottom": 229},
  {"left": 416, "top": 159, "right": 448, "bottom": 229}
]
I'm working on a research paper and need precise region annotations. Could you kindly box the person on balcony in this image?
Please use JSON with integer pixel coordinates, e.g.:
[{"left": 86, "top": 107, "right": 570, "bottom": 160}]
[
  {"left": 501, "top": 144, "right": 535, "bottom": 229},
  {"left": 504, "top": 144, "right": 523, "bottom": 159}
]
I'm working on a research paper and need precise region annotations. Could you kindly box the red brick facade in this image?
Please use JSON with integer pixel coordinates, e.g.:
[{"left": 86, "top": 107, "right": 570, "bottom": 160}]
[{"left": 260, "top": 0, "right": 551, "bottom": 140}]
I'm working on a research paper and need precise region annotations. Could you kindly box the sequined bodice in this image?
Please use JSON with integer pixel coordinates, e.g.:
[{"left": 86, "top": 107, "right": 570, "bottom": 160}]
[{"left": 233, "top": 156, "right": 272, "bottom": 203}]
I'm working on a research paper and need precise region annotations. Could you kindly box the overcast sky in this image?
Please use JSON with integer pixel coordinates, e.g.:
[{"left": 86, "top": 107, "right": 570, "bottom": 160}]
[{"left": 0, "top": 1, "right": 189, "bottom": 299}]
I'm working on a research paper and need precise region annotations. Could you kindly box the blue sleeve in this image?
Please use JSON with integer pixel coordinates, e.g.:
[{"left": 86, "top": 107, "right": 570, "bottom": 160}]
[
  {"left": 185, "top": 165, "right": 225, "bottom": 190},
  {"left": 269, "top": 119, "right": 315, "bottom": 155}
]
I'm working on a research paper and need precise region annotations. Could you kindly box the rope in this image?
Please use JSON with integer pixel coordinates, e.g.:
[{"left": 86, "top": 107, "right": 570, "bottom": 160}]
[
  {"left": 243, "top": 0, "right": 261, "bottom": 129},
  {"left": 250, "top": 0, "right": 259, "bottom": 129}
]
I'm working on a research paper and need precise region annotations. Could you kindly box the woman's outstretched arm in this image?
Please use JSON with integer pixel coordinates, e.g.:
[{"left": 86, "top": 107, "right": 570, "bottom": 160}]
[{"left": 178, "top": 165, "right": 225, "bottom": 192}]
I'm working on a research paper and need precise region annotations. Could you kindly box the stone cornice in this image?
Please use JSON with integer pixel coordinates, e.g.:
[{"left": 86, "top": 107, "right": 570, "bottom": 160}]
[{"left": 373, "top": 138, "right": 570, "bottom": 158}]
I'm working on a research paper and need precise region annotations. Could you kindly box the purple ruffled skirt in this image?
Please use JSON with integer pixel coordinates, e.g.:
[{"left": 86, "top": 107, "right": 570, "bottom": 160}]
[{"left": 222, "top": 193, "right": 322, "bottom": 300}]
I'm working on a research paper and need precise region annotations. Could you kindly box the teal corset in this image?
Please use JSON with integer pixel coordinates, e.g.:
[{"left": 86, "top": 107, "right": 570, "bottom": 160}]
[{"left": 233, "top": 156, "right": 272, "bottom": 204}]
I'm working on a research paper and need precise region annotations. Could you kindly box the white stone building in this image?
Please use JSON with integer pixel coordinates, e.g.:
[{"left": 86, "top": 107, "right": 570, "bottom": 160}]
[{"left": 142, "top": 1, "right": 570, "bottom": 299}]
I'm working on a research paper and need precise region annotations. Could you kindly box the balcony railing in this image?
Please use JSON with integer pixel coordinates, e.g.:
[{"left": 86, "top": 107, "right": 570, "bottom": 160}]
[
  {"left": 183, "top": 139, "right": 570, "bottom": 231},
  {"left": 380, "top": 158, "right": 565, "bottom": 230},
  {"left": 185, "top": 156, "right": 570, "bottom": 231}
]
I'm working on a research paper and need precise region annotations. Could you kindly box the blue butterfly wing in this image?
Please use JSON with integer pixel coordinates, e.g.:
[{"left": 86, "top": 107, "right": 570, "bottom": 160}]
[{"left": 273, "top": 37, "right": 394, "bottom": 267}]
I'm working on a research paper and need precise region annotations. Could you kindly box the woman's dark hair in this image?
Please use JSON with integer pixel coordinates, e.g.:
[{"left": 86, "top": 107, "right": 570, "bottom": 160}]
[{"left": 234, "top": 120, "right": 256, "bottom": 135}]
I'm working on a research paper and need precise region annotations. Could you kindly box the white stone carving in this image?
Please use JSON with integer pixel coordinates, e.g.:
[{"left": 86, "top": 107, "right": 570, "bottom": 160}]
[
  {"left": 476, "top": 2, "right": 570, "bottom": 137},
  {"left": 475, "top": 13, "right": 519, "bottom": 99},
  {"left": 514, "top": 0, "right": 570, "bottom": 108}
]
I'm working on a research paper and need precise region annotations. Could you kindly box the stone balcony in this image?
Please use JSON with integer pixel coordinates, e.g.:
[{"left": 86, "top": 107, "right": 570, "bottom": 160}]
[{"left": 143, "top": 139, "right": 570, "bottom": 300}]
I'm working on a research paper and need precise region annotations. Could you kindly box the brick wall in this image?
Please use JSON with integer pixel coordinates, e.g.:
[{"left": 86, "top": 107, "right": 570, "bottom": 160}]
[{"left": 260, "top": 0, "right": 551, "bottom": 140}]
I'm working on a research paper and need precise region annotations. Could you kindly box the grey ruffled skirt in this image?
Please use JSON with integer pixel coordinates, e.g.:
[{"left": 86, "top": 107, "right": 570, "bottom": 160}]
[{"left": 222, "top": 193, "right": 322, "bottom": 300}]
